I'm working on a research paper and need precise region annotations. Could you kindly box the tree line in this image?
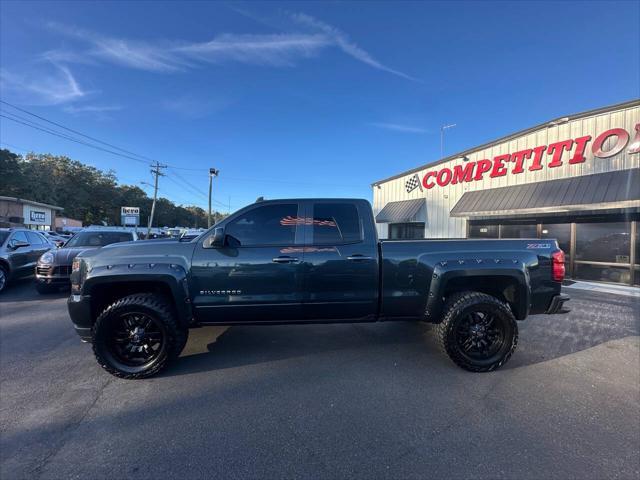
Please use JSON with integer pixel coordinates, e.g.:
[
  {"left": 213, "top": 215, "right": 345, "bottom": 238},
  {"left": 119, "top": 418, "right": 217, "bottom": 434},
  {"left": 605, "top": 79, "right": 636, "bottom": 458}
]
[{"left": 0, "top": 149, "right": 226, "bottom": 228}]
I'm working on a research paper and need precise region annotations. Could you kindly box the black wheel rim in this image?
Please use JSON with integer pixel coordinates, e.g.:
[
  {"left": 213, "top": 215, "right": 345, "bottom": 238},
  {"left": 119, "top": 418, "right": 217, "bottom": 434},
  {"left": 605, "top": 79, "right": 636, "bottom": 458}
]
[
  {"left": 455, "top": 310, "right": 507, "bottom": 362},
  {"left": 106, "top": 312, "right": 166, "bottom": 368}
]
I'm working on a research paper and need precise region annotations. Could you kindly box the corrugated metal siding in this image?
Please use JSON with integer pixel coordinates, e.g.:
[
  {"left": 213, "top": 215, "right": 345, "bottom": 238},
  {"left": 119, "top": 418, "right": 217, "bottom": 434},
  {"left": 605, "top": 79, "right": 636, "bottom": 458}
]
[
  {"left": 450, "top": 169, "right": 640, "bottom": 216},
  {"left": 373, "top": 104, "right": 640, "bottom": 239},
  {"left": 375, "top": 199, "right": 425, "bottom": 223}
]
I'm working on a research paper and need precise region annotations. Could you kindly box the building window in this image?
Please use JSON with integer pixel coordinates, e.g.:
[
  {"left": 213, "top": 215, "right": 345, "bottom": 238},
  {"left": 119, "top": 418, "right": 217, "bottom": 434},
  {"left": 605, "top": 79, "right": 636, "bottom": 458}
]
[
  {"left": 468, "top": 224, "right": 499, "bottom": 238},
  {"left": 575, "top": 264, "right": 632, "bottom": 284},
  {"left": 575, "top": 222, "right": 630, "bottom": 264},
  {"left": 389, "top": 223, "right": 424, "bottom": 239},
  {"left": 541, "top": 223, "right": 571, "bottom": 255},
  {"left": 500, "top": 224, "right": 538, "bottom": 239}
]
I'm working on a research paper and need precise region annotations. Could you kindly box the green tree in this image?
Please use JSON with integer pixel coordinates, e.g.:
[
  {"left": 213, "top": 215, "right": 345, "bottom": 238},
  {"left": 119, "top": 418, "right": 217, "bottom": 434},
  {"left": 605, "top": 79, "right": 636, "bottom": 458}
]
[{"left": 0, "top": 149, "right": 225, "bottom": 227}]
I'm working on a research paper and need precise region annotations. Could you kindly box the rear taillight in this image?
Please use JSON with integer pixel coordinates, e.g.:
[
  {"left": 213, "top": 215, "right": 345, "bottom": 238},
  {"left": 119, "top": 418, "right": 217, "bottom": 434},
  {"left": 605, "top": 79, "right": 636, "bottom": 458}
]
[{"left": 552, "top": 250, "right": 565, "bottom": 282}]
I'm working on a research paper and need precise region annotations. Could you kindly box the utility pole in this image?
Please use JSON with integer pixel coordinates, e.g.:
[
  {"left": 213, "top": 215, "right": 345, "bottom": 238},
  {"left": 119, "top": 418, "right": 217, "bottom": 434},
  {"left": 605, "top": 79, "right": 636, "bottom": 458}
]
[
  {"left": 440, "top": 123, "right": 456, "bottom": 159},
  {"left": 208, "top": 168, "right": 219, "bottom": 228},
  {"left": 147, "top": 162, "right": 167, "bottom": 237}
]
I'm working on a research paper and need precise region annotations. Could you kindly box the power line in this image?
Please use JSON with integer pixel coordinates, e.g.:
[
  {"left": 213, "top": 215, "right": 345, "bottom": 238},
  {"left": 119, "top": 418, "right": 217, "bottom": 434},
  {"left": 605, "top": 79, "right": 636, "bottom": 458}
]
[
  {"left": 0, "top": 113, "right": 151, "bottom": 166},
  {"left": 1, "top": 100, "right": 157, "bottom": 164}
]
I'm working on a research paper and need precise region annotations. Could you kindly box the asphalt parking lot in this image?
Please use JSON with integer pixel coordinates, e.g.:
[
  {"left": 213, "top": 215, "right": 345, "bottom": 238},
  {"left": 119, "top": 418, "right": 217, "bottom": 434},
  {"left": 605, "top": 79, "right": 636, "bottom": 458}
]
[{"left": 1, "top": 280, "right": 639, "bottom": 480}]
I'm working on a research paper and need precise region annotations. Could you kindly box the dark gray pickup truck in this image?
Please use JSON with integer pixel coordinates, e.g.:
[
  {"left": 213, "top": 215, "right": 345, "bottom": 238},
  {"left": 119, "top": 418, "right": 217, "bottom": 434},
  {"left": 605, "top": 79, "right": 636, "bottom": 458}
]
[{"left": 68, "top": 198, "right": 569, "bottom": 379}]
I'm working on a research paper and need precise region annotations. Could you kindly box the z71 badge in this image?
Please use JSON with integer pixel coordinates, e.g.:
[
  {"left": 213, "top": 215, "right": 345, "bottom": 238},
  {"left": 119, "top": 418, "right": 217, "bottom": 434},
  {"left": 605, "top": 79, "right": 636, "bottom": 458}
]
[
  {"left": 200, "top": 289, "right": 242, "bottom": 295},
  {"left": 527, "top": 243, "right": 551, "bottom": 249}
]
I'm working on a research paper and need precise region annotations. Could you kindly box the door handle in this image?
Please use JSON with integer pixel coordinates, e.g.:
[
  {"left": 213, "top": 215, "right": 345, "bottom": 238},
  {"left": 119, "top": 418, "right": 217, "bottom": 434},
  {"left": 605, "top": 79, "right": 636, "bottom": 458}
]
[
  {"left": 272, "top": 256, "right": 299, "bottom": 264},
  {"left": 347, "top": 255, "right": 373, "bottom": 261}
]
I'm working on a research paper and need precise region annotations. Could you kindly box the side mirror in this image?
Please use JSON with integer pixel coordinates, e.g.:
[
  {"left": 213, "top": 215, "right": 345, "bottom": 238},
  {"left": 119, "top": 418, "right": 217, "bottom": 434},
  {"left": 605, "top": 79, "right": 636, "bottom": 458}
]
[
  {"left": 205, "top": 227, "right": 226, "bottom": 248},
  {"left": 10, "top": 240, "right": 30, "bottom": 250}
]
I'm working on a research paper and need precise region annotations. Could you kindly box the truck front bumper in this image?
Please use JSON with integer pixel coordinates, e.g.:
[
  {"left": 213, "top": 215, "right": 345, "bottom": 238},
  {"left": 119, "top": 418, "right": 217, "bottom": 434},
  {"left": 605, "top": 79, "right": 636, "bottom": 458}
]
[
  {"left": 68, "top": 294, "right": 93, "bottom": 342},
  {"left": 546, "top": 293, "right": 570, "bottom": 314}
]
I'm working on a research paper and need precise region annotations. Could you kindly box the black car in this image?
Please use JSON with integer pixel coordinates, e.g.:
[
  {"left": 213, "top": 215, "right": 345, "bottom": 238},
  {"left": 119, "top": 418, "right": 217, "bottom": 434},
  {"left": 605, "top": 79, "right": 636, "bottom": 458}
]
[
  {"left": 35, "top": 229, "right": 138, "bottom": 293},
  {"left": 0, "top": 228, "right": 54, "bottom": 293}
]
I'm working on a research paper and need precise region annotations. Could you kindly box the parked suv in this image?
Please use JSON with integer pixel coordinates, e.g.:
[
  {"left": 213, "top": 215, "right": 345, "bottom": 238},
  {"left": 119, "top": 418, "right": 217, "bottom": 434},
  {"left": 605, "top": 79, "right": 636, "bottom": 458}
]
[
  {"left": 36, "top": 229, "right": 137, "bottom": 293},
  {"left": 0, "top": 228, "right": 54, "bottom": 293}
]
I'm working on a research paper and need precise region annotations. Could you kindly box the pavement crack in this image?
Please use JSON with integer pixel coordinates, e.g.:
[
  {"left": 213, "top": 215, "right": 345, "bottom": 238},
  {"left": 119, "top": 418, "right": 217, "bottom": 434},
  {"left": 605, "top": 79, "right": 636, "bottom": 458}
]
[{"left": 30, "top": 376, "right": 113, "bottom": 479}]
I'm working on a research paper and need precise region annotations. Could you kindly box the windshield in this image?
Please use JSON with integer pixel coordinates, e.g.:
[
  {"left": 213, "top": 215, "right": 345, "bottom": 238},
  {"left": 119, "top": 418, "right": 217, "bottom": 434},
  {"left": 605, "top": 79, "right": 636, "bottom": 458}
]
[
  {"left": 0, "top": 232, "right": 9, "bottom": 245},
  {"left": 65, "top": 231, "right": 133, "bottom": 248}
]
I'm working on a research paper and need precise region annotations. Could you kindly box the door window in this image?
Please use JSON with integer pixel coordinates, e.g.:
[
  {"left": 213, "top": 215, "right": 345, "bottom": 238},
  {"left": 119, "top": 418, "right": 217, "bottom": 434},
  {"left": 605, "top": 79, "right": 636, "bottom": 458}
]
[
  {"left": 311, "top": 203, "right": 362, "bottom": 244},
  {"left": 27, "top": 232, "right": 44, "bottom": 245},
  {"left": 10, "top": 231, "right": 28, "bottom": 245},
  {"left": 225, "top": 204, "right": 298, "bottom": 246}
]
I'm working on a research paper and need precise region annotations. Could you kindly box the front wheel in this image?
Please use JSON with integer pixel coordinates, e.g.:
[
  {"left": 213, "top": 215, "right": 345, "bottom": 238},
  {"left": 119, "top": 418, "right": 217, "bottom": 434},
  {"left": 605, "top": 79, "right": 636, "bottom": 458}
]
[
  {"left": 92, "top": 293, "right": 188, "bottom": 379},
  {"left": 436, "top": 291, "right": 518, "bottom": 372}
]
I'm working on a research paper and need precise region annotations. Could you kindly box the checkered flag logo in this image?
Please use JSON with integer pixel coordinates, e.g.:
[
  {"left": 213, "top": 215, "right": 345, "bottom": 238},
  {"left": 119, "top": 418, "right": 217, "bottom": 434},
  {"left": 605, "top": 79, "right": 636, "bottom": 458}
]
[{"left": 405, "top": 173, "right": 423, "bottom": 193}]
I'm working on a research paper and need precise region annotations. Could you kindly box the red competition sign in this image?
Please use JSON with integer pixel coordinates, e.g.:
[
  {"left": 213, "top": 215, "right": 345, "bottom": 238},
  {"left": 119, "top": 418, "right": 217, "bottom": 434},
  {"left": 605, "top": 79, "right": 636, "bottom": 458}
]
[{"left": 416, "top": 123, "right": 640, "bottom": 190}]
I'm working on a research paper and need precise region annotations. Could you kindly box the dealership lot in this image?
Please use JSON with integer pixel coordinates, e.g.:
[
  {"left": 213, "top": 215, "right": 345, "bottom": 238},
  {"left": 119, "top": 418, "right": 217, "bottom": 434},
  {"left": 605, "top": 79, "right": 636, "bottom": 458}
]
[{"left": 1, "top": 281, "right": 638, "bottom": 479}]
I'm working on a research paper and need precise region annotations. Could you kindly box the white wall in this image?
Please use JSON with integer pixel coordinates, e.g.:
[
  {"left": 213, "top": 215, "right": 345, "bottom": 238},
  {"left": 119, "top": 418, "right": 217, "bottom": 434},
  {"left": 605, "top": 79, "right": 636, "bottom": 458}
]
[{"left": 373, "top": 103, "right": 640, "bottom": 239}]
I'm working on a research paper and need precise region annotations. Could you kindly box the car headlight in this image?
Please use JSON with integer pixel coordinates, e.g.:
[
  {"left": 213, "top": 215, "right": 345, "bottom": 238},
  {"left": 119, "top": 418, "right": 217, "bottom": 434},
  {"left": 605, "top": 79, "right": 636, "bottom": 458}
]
[
  {"left": 72, "top": 258, "right": 81, "bottom": 273},
  {"left": 39, "top": 252, "right": 55, "bottom": 264}
]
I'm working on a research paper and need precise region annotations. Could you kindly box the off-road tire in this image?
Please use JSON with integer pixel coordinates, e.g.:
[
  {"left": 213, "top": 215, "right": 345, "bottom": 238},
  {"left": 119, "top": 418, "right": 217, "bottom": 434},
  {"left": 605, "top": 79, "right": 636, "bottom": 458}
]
[
  {"left": 92, "top": 293, "right": 188, "bottom": 379},
  {"left": 36, "top": 283, "right": 58, "bottom": 294},
  {"left": 436, "top": 291, "right": 518, "bottom": 372}
]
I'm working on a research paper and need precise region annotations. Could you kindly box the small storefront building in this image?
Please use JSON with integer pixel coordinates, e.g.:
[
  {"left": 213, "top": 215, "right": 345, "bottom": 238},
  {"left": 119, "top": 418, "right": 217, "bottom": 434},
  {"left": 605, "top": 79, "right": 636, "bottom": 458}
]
[
  {"left": 372, "top": 100, "right": 640, "bottom": 286},
  {"left": 0, "top": 196, "right": 64, "bottom": 231}
]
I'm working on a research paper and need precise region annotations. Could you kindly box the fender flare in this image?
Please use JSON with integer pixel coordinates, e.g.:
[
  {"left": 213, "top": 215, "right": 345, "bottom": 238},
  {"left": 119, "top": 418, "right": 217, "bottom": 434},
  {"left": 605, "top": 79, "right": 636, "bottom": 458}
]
[
  {"left": 424, "top": 259, "right": 531, "bottom": 321},
  {"left": 82, "top": 263, "right": 192, "bottom": 327}
]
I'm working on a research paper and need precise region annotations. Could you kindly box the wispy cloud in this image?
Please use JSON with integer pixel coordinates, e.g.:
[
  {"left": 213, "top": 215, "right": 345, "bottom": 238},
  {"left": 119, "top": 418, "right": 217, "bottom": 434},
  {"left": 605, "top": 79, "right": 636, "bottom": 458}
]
[
  {"left": 368, "top": 122, "right": 428, "bottom": 134},
  {"left": 63, "top": 104, "right": 122, "bottom": 114},
  {"left": 0, "top": 62, "right": 87, "bottom": 105},
  {"left": 44, "top": 13, "right": 415, "bottom": 80},
  {"left": 176, "top": 33, "right": 331, "bottom": 66},
  {"left": 47, "top": 23, "right": 187, "bottom": 72},
  {"left": 290, "top": 13, "right": 417, "bottom": 81}
]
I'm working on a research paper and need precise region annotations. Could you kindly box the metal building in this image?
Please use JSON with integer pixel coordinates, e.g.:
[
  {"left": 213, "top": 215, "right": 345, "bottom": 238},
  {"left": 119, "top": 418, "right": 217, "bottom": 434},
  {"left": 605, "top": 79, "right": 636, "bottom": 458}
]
[{"left": 372, "top": 99, "right": 640, "bottom": 286}]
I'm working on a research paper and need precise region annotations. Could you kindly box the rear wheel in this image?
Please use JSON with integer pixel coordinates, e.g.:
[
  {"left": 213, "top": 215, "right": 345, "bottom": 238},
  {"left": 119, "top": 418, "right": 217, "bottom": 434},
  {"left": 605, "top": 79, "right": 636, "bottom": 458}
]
[
  {"left": 436, "top": 291, "right": 518, "bottom": 372},
  {"left": 92, "top": 293, "right": 188, "bottom": 379}
]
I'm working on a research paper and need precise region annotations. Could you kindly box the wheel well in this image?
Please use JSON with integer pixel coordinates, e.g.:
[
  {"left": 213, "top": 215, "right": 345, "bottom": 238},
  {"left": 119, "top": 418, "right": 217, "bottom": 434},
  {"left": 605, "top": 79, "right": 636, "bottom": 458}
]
[
  {"left": 443, "top": 276, "right": 522, "bottom": 316},
  {"left": 89, "top": 281, "right": 177, "bottom": 320}
]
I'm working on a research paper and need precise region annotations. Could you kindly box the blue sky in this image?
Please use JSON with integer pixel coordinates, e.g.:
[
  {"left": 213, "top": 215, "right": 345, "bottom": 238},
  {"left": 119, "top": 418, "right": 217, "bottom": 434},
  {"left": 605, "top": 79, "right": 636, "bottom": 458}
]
[{"left": 1, "top": 0, "right": 639, "bottom": 211}]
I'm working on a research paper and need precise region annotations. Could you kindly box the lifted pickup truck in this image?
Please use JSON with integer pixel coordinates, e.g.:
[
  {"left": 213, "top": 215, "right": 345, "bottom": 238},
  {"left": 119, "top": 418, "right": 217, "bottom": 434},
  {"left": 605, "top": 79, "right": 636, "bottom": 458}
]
[{"left": 68, "top": 198, "right": 569, "bottom": 379}]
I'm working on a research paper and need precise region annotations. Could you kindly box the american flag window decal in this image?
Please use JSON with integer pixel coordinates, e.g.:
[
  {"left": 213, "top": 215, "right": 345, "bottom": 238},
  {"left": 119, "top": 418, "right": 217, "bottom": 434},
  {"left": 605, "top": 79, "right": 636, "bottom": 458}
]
[{"left": 405, "top": 173, "right": 423, "bottom": 193}]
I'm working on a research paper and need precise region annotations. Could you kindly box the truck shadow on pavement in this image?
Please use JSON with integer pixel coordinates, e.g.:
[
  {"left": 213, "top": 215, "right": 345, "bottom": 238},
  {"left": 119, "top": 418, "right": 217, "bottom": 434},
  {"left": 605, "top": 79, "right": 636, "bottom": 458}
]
[{"left": 164, "top": 289, "right": 639, "bottom": 376}]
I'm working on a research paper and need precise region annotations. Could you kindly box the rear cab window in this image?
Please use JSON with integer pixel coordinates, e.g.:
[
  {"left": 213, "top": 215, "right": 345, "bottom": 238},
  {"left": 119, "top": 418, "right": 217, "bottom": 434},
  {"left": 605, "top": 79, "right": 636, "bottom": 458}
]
[{"left": 310, "top": 202, "right": 363, "bottom": 245}]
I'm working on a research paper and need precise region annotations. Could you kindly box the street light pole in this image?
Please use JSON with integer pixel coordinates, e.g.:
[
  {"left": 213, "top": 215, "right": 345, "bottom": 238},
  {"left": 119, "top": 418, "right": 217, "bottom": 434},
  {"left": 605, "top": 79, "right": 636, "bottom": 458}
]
[
  {"left": 208, "top": 168, "right": 219, "bottom": 228},
  {"left": 440, "top": 123, "right": 457, "bottom": 159}
]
